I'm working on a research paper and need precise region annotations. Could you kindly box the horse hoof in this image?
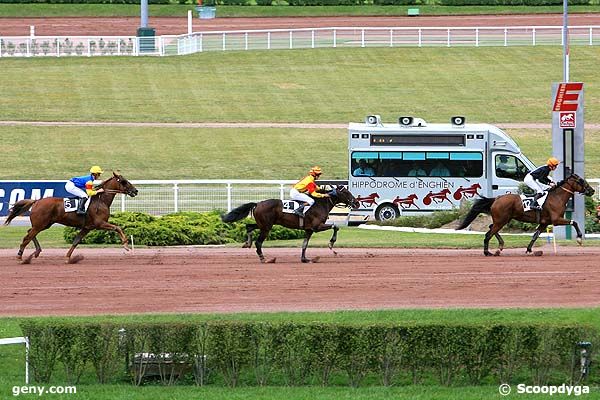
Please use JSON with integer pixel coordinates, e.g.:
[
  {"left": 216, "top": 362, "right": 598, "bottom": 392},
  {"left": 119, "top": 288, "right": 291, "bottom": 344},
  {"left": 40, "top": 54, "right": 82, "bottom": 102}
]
[
  {"left": 311, "top": 256, "right": 321, "bottom": 263},
  {"left": 533, "top": 250, "right": 544, "bottom": 257},
  {"left": 484, "top": 251, "right": 493, "bottom": 257},
  {"left": 301, "top": 258, "right": 310, "bottom": 263},
  {"left": 266, "top": 258, "right": 276, "bottom": 264},
  {"left": 493, "top": 250, "right": 501, "bottom": 256},
  {"left": 123, "top": 246, "right": 131, "bottom": 252},
  {"left": 66, "top": 255, "right": 85, "bottom": 264},
  {"left": 34, "top": 251, "right": 41, "bottom": 258},
  {"left": 577, "top": 237, "right": 583, "bottom": 245},
  {"left": 328, "top": 243, "right": 334, "bottom": 250},
  {"left": 21, "top": 254, "right": 35, "bottom": 265},
  {"left": 242, "top": 242, "right": 251, "bottom": 248}
]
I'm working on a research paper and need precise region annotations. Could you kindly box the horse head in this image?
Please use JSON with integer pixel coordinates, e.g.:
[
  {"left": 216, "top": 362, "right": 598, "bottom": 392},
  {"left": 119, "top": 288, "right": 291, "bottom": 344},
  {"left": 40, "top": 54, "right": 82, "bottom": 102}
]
[
  {"left": 331, "top": 185, "right": 359, "bottom": 210},
  {"left": 563, "top": 174, "right": 595, "bottom": 197},
  {"left": 102, "top": 172, "right": 139, "bottom": 197}
]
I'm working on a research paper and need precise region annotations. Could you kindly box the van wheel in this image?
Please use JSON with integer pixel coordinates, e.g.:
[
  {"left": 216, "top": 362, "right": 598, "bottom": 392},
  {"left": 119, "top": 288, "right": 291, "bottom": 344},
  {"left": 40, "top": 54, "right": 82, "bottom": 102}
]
[{"left": 375, "top": 204, "right": 400, "bottom": 221}]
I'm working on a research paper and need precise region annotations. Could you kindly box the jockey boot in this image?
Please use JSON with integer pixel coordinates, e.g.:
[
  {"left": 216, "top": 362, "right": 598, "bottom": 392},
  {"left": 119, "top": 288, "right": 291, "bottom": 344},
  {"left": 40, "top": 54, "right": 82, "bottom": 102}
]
[
  {"left": 530, "top": 193, "right": 543, "bottom": 210},
  {"left": 294, "top": 206, "right": 305, "bottom": 217},
  {"left": 76, "top": 198, "right": 87, "bottom": 215}
]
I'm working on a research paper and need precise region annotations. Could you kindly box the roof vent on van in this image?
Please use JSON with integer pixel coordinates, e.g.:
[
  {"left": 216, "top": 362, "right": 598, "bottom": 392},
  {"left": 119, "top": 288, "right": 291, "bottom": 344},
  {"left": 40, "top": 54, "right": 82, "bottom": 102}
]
[
  {"left": 451, "top": 116, "right": 466, "bottom": 126},
  {"left": 399, "top": 116, "right": 427, "bottom": 127},
  {"left": 365, "top": 115, "right": 382, "bottom": 126}
]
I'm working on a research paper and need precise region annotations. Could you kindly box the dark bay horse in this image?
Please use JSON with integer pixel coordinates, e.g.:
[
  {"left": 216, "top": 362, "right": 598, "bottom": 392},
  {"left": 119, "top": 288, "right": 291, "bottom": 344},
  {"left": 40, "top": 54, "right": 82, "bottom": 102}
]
[
  {"left": 4, "top": 172, "right": 138, "bottom": 264},
  {"left": 457, "top": 174, "right": 595, "bottom": 256},
  {"left": 221, "top": 185, "right": 359, "bottom": 263}
]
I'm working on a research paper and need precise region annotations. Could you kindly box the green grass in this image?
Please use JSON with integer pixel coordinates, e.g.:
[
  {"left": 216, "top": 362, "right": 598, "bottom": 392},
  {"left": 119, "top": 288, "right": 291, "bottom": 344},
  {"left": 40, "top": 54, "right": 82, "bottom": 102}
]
[
  {"left": 1, "top": 4, "right": 599, "bottom": 17},
  {"left": 2, "top": 48, "right": 600, "bottom": 124},
  {"left": 2, "top": 125, "right": 600, "bottom": 180}
]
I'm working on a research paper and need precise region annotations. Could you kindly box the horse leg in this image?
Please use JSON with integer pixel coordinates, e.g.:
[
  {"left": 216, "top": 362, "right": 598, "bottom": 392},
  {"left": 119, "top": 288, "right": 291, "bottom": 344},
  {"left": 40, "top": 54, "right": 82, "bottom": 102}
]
[
  {"left": 526, "top": 224, "right": 547, "bottom": 254},
  {"left": 255, "top": 229, "right": 274, "bottom": 263},
  {"left": 65, "top": 228, "right": 91, "bottom": 264},
  {"left": 97, "top": 222, "right": 130, "bottom": 251},
  {"left": 483, "top": 224, "right": 504, "bottom": 256},
  {"left": 553, "top": 217, "right": 584, "bottom": 245},
  {"left": 327, "top": 224, "right": 339, "bottom": 253},
  {"left": 301, "top": 230, "right": 314, "bottom": 263},
  {"left": 17, "top": 227, "right": 41, "bottom": 263},
  {"left": 32, "top": 237, "right": 42, "bottom": 258},
  {"left": 243, "top": 223, "right": 258, "bottom": 248}
]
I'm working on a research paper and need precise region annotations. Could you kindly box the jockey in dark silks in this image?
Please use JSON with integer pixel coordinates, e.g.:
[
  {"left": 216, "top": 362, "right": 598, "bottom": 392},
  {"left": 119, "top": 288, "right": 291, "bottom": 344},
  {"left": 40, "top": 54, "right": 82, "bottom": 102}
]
[{"left": 523, "top": 157, "right": 559, "bottom": 210}]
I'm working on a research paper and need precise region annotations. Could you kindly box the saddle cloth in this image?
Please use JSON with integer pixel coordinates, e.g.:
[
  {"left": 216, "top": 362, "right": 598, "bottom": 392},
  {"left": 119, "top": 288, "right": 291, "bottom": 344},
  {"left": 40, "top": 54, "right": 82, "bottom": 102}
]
[
  {"left": 282, "top": 200, "right": 303, "bottom": 214},
  {"left": 63, "top": 197, "right": 81, "bottom": 213},
  {"left": 520, "top": 192, "right": 548, "bottom": 212}
]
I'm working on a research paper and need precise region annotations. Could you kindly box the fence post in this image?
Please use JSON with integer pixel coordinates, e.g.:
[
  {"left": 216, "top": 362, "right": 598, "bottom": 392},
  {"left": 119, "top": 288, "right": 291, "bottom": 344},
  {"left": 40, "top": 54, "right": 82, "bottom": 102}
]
[
  {"left": 173, "top": 183, "right": 179, "bottom": 213},
  {"left": 361, "top": 29, "right": 365, "bottom": 48},
  {"left": 532, "top": 27, "right": 536, "bottom": 46},
  {"left": 333, "top": 29, "right": 337, "bottom": 48},
  {"left": 288, "top": 31, "right": 291, "bottom": 49},
  {"left": 222, "top": 33, "right": 226, "bottom": 51},
  {"left": 199, "top": 33, "right": 203, "bottom": 52},
  {"left": 476, "top": 28, "right": 479, "bottom": 47},
  {"left": 504, "top": 28, "right": 507, "bottom": 46},
  {"left": 227, "top": 183, "right": 232, "bottom": 212},
  {"left": 279, "top": 183, "right": 285, "bottom": 200},
  {"left": 390, "top": 28, "right": 393, "bottom": 47},
  {"left": 245, "top": 32, "right": 248, "bottom": 50},
  {"left": 56, "top": 38, "right": 60, "bottom": 57},
  {"left": 590, "top": 27, "right": 593, "bottom": 46},
  {"left": 311, "top": 29, "right": 315, "bottom": 49},
  {"left": 418, "top": 29, "right": 422, "bottom": 47},
  {"left": 447, "top": 28, "right": 450, "bottom": 47},
  {"left": 121, "top": 193, "right": 126, "bottom": 212}
]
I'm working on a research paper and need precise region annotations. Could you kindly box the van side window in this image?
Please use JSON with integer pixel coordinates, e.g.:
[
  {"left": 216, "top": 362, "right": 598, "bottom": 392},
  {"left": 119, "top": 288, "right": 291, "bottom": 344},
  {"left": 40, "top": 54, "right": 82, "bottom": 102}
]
[{"left": 495, "top": 155, "right": 529, "bottom": 181}]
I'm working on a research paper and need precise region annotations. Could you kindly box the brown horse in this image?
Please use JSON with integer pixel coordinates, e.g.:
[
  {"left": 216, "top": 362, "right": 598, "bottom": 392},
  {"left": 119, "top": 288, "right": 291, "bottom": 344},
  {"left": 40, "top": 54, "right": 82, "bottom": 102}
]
[
  {"left": 457, "top": 174, "right": 595, "bottom": 256},
  {"left": 4, "top": 172, "right": 138, "bottom": 264},
  {"left": 221, "top": 185, "right": 359, "bottom": 263}
]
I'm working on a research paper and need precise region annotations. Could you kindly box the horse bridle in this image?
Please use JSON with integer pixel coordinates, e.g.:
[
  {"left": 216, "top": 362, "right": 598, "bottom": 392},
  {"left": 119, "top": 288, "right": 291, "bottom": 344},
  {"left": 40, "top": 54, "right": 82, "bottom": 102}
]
[{"left": 96, "top": 176, "right": 132, "bottom": 196}]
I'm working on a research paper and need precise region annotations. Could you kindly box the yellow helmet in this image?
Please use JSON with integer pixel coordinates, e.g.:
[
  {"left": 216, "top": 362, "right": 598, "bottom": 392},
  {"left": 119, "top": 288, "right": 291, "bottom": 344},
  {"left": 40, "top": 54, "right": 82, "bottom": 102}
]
[
  {"left": 310, "top": 166, "right": 322, "bottom": 176},
  {"left": 546, "top": 158, "right": 559, "bottom": 167},
  {"left": 90, "top": 165, "right": 104, "bottom": 174}
]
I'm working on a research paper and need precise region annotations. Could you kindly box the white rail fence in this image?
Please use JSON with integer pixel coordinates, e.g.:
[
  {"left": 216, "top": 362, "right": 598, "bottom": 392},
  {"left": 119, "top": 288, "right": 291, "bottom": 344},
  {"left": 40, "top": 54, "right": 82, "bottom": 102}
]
[
  {"left": 111, "top": 178, "right": 600, "bottom": 215},
  {"left": 1, "top": 25, "right": 599, "bottom": 58}
]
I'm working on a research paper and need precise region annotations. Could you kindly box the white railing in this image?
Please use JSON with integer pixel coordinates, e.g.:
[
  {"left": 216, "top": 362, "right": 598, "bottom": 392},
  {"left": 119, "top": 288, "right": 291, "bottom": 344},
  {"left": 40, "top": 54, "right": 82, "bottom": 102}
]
[
  {"left": 172, "top": 25, "right": 600, "bottom": 55},
  {"left": 1, "top": 25, "right": 599, "bottom": 57}
]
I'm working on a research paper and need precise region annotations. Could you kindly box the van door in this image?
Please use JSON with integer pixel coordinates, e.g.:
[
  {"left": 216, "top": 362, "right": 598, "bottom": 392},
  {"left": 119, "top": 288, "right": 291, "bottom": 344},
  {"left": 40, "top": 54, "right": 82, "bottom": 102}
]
[{"left": 491, "top": 153, "right": 530, "bottom": 197}]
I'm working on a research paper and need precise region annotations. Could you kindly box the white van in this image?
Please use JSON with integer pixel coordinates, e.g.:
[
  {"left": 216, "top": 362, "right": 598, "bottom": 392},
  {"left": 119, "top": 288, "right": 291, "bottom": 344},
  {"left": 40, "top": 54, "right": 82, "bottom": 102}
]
[{"left": 348, "top": 115, "right": 536, "bottom": 221}]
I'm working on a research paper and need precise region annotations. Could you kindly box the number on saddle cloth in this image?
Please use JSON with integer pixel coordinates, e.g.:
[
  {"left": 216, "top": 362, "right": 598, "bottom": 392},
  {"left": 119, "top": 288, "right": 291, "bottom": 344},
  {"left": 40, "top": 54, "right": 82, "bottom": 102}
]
[
  {"left": 520, "top": 192, "right": 548, "bottom": 212},
  {"left": 63, "top": 198, "right": 80, "bottom": 213},
  {"left": 282, "top": 200, "right": 304, "bottom": 214}
]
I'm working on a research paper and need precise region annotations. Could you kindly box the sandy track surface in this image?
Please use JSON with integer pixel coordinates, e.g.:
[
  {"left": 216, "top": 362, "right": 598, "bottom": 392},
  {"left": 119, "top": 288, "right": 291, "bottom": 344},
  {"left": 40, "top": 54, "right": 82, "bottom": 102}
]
[
  {"left": 1, "top": 246, "right": 599, "bottom": 316},
  {"left": 1, "top": 13, "right": 599, "bottom": 36}
]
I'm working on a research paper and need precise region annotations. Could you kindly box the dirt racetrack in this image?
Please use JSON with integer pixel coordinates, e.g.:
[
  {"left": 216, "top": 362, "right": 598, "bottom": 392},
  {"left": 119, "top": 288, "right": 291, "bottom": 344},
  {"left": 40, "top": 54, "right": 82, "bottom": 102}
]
[
  {"left": 1, "top": 246, "right": 599, "bottom": 316},
  {"left": 1, "top": 13, "right": 600, "bottom": 36}
]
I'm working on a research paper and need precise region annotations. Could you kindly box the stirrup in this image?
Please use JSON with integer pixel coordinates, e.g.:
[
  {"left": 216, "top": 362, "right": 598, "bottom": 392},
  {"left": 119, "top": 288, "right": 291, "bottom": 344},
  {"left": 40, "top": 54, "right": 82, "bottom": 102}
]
[{"left": 294, "top": 209, "right": 304, "bottom": 217}]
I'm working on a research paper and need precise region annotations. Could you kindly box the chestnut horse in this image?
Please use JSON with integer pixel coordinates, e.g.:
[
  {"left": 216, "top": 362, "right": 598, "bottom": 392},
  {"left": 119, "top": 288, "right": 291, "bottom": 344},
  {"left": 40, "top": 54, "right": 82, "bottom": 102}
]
[
  {"left": 4, "top": 172, "right": 138, "bottom": 264},
  {"left": 221, "top": 185, "right": 359, "bottom": 263},
  {"left": 457, "top": 174, "right": 595, "bottom": 256}
]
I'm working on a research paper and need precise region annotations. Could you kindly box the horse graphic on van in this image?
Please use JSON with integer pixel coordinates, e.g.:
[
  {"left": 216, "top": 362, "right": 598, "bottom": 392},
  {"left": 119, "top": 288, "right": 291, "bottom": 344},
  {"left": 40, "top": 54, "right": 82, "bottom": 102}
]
[
  {"left": 423, "top": 189, "right": 452, "bottom": 205},
  {"left": 393, "top": 193, "right": 420, "bottom": 209},
  {"left": 356, "top": 192, "right": 379, "bottom": 207},
  {"left": 453, "top": 183, "right": 482, "bottom": 200}
]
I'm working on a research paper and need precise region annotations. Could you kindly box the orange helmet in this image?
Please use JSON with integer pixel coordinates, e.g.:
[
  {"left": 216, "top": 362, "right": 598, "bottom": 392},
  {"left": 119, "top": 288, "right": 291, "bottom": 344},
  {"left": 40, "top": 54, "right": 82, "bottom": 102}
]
[
  {"left": 547, "top": 157, "right": 559, "bottom": 167},
  {"left": 309, "top": 166, "right": 322, "bottom": 176}
]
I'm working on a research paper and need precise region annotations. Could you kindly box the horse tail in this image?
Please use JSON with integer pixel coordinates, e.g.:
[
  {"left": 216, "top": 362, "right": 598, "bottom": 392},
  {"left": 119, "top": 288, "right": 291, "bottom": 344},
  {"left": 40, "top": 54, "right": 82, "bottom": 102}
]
[
  {"left": 4, "top": 199, "right": 37, "bottom": 226},
  {"left": 456, "top": 197, "right": 496, "bottom": 230},
  {"left": 221, "top": 202, "right": 257, "bottom": 223}
]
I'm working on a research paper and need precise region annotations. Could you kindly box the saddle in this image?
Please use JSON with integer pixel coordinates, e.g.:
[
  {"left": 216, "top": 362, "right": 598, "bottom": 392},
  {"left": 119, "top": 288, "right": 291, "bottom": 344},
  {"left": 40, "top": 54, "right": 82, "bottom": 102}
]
[{"left": 520, "top": 192, "right": 548, "bottom": 212}]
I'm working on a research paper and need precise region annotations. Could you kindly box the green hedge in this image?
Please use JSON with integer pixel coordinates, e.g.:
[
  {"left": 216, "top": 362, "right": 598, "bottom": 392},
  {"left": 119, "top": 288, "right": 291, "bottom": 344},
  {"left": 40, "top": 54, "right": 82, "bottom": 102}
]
[
  {"left": 20, "top": 320, "right": 598, "bottom": 386},
  {"left": 62, "top": 211, "right": 304, "bottom": 246}
]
